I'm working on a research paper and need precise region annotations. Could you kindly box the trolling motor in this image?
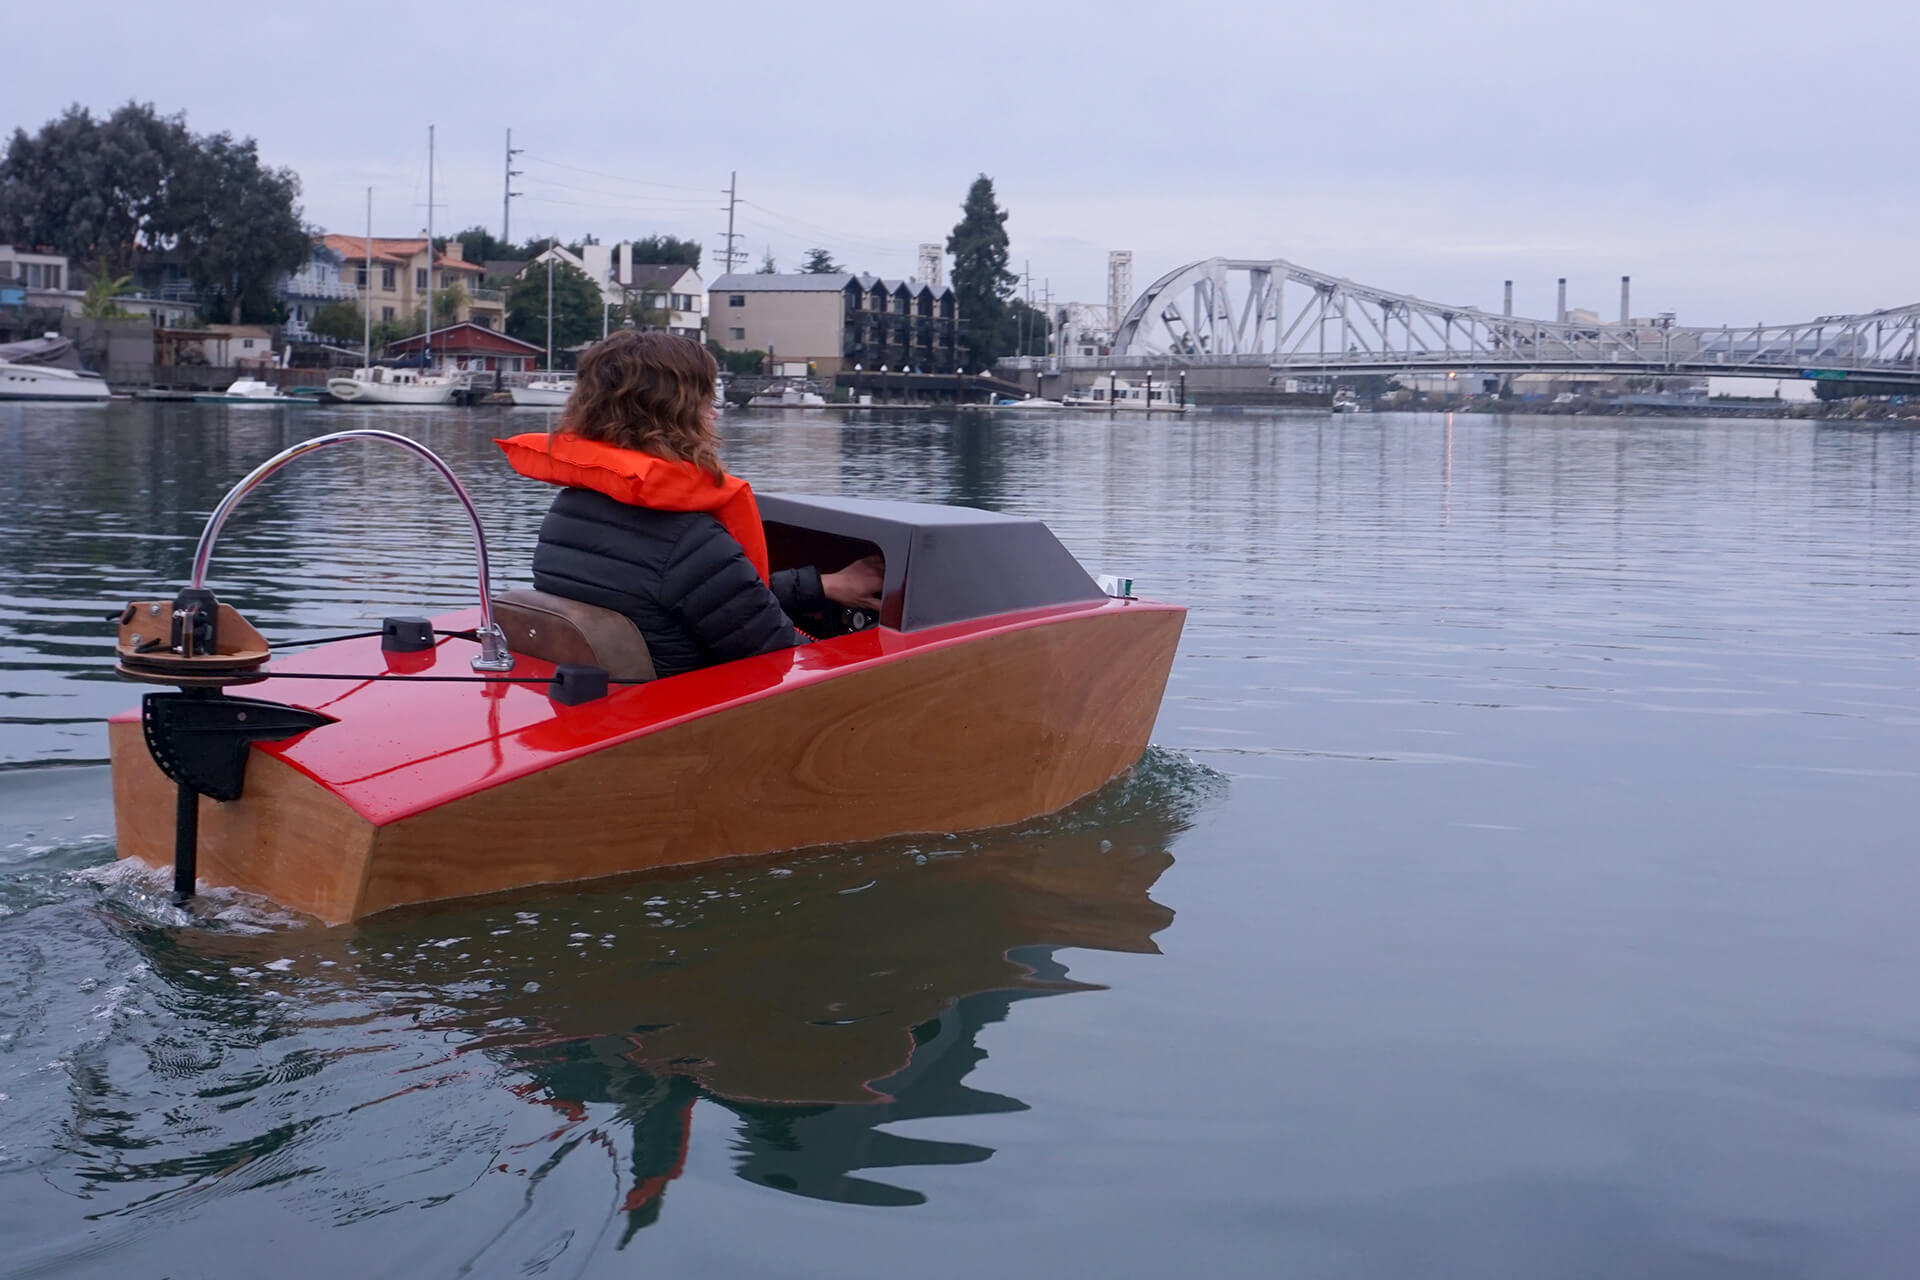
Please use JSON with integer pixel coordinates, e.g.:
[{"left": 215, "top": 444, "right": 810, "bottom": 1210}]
[
  {"left": 113, "top": 429, "right": 515, "bottom": 906},
  {"left": 114, "top": 589, "right": 333, "bottom": 905}
]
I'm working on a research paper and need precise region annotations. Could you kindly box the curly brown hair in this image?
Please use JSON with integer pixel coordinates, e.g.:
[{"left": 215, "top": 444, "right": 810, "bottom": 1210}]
[{"left": 557, "top": 330, "right": 723, "bottom": 480}]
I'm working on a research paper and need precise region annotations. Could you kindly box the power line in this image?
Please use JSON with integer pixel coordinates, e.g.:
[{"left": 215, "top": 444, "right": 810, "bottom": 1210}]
[
  {"left": 739, "top": 199, "right": 918, "bottom": 255},
  {"left": 519, "top": 154, "right": 715, "bottom": 194},
  {"left": 517, "top": 175, "right": 719, "bottom": 208}
]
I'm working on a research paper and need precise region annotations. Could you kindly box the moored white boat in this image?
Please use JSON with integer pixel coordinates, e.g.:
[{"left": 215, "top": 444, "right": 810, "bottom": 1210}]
[
  {"left": 1063, "top": 377, "right": 1189, "bottom": 412},
  {"left": 747, "top": 379, "right": 827, "bottom": 408},
  {"left": 0, "top": 337, "right": 112, "bottom": 401},
  {"left": 991, "top": 396, "right": 1065, "bottom": 409},
  {"left": 509, "top": 377, "right": 574, "bottom": 407},
  {"left": 194, "top": 376, "right": 303, "bottom": 405},
  {"left": 326, "top": 366, "right": 458, "bottom": 405}
]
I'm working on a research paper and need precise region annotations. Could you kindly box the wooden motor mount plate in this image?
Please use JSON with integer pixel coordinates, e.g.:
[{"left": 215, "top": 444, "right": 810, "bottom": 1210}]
[{"left": 115, "top": 600, "right": 271, "bottom": 677}]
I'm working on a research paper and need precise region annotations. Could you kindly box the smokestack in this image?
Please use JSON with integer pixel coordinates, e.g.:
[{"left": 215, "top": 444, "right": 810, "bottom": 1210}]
[
  {"left": 1556, "top": 278, "right": 1567, "bottom": 323},
  {"left": 1620, "top": 275, "right": 1631, "bottom": 325},
  {"left": 1503, "top": 280, "right": 1513, "bottom": 317}
]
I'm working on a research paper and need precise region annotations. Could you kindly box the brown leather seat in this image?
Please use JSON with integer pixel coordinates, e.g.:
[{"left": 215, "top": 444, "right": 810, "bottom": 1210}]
[{"left": 491, "top": 589, "right": 657, "bottom": 683}]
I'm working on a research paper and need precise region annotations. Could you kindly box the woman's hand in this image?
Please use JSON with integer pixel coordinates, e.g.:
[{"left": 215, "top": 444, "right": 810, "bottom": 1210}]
[{"left": 821, "top": 555, "right": 884, "bottom": 611}]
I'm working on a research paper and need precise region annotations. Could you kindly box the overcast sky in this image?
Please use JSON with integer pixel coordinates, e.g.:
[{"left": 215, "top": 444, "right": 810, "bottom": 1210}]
[{"left": 6, "top": 0, "right": 1915, "bottom": 324}]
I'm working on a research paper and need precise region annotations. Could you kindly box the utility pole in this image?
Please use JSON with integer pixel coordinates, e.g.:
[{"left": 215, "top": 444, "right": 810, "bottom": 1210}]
[
  {"left": 503, "top": 128, "right": 522, "bottom": 246},
  {"left": 1021, "top": 259, "right": 1032, "bottom": 357},
  {"left": 716, "top": 171, "right": 742, "bottom": 275}
]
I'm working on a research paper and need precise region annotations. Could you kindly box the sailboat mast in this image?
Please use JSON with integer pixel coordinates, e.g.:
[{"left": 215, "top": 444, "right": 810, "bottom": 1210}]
[
  {"left": 363, "top": 188, "right": 372, "bottom": 368},
  {"left": 545, "top": 255, "right": 553, "bottom": 373},
  {"left": 424, "top": 124, "right": 434, "bottom": 374}
]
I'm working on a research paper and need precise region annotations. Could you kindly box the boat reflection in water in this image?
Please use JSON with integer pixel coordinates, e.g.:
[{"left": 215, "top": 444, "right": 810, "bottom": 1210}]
[
  {"left": 464, "top": 750, "right": 1203, "bottom": 1240},
  {"left": 138, "top": 748, "right": 1209, "bottom": 1246}
]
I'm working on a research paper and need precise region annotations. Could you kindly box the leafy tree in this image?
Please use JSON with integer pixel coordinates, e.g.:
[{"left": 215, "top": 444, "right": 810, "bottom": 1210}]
[
  {"left": 998, "top": 298, "right": 1051, "bottom": 358},
  {"left": 79, "top": 261, "right": 133, "bottom": 318},
  {"left": 372, "top": 312, "right": 421, "bottom": 349},
  {"left": 615, "top": 288, "right": 671, "bottom": 332},
  {"left": 506, "top": 259, "right": 603, "bottom": 354},
  {"left": 946, "top": 174, "right": 1016, "bottom": 368},
  {"left": 0, "top": 102, "right": 308, "bottom": 323},
  {"left": 307, "top": 300, "right": 364, "bottom": 344},
  {"left": 800, "top": 247, "right": 841, "bottom": 274},
  {"left": 0, "top": 103, "right": 190, "bottom": 274},
  {"left": 432, "top": 282, "right": 467, "bottom": 328},
  {"left": 757, "top": 248, "right": 777, "bottom": 274},
  {"left": 455, "top": 226, "right": 515, "bottom": 266},
  {"left": 167, "top": 130, "right": 309, "bottom": 322},
  {"left": 629, "top": 235, "right": 700, "bottom": 269},
  {"left": 707, "top": 341, "right": 766, "bottom": 377}
]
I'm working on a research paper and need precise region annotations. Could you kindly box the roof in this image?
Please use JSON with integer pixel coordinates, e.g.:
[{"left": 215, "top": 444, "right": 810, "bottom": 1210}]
[
  {"left": 384, "top": 322, "right": 543, "bottom": 355},
  {"left": 622, "top": 263, "right": 699, "bottom": 290},
  {"left": 483, "top": 259, "right": 527, "bottom": 282},
  {"left": 316, "top": 235, "right": 484, "bottom": 273},
  {"left": 855, "top": 273, "right": 949, "bottom": 299},
  {"left": 710, "top": 272, "right": 854, "bottom": 293}
]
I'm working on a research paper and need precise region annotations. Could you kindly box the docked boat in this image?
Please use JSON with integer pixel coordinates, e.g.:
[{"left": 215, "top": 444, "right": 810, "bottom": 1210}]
[
  {"left": 991, "top": 396, "right": 1065, "bottom": 409},
  {"left": 747, "top": 379, "right": 827, "bottom": 408},
  {"left": 325, "top": 365, "right": 458, "bottom": 405},
  {"left": 193, "top": 375, "right": 304, "bottom": 405},
  {"left": 1331, "top": 385, "right": 1362, "bottom": 413},
  {"left": 0, "top": 337, "right": 112, "bottom": 401},
  {"left": 107, "top": 430, "right": 1184, "bottom": 924},
  {"left": 1062, "top": 377, "right": 1189, "bottom": 412},
  {"left": 509, "top": 376, "right": 575, "bottom": 407}
]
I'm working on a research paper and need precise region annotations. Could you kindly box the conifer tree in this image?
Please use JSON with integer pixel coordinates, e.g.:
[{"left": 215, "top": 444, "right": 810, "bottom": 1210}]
[{"left": 946, "top": 175, "right": 1016, "bottom": 369}]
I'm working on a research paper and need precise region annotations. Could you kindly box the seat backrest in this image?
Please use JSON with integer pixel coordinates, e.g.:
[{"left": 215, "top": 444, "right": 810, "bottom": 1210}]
[{"left": 491, "top": 589, "right": 657, "bottom": 684}]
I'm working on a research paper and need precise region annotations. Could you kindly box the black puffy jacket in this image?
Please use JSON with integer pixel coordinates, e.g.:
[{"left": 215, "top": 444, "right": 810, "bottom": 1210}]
[{"left": 529, "top": 486, "right": 823, "bottom": 678}]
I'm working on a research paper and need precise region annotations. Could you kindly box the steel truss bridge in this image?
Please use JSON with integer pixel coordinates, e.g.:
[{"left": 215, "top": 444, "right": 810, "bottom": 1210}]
[{"left": 1084, "top": 257, "right": 1920, "bottom": 387}]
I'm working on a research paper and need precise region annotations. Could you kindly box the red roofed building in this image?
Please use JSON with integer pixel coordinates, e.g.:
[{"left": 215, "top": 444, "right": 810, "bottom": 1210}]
[
  {"left": 382, "top": 323, "right": 544, "bottom": 378},
  {"left": 318, "top": 235, "right": 505, "bottom": 332}
]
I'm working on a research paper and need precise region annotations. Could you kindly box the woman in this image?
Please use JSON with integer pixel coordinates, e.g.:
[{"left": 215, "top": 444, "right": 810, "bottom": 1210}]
[{"left": 496, "top": 331, "right": 881, "bottom": 678}]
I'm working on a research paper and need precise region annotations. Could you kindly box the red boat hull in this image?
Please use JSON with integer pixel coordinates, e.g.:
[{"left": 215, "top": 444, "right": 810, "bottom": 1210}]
[{"left": 110, "top": 599, "right": 1184, "bottom": 923}]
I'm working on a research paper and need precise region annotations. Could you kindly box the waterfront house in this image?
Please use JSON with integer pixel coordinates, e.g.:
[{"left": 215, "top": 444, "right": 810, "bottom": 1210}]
[
  {"left": 318, "top": 235, "right": 505, "bottom": 332},
  {"left": 620, "top": 263, "right": 705, "bottom": 340},
  {"left": 279, "top": 243, "right": 361, "bottom": 342},
  {"left": 206, "top": 324, "right": 277, "bottom": 369},
  {"left": 2, "top": 245, "right": 198, "bottom": 330},
  {"left": 520, "top": 245, "right": 705, "bottom": 340},
  {"left": 707, "top": 272, "right": 959, "bottom": 375},
  {"left": 381, "top": 322, "right": 544, "bottom": 379}
]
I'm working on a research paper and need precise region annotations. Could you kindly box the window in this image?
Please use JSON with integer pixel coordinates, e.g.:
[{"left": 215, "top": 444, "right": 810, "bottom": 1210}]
[
  {"left": 652, "top": 293, "right": 668, "bottom": 310},
  {"left": 728, "top": 294, "right": 745, "bottom": 307},
  {"left": 382, "top": 306, "right": 395, "bottom": 322},
  {"left": 416, "top": 268, "right": 428, "bottom": 292},
  {"left": 356, "top": 267, "right": 368, "bottom": 287},
  {"left": 728, "top": 327, "right": 745, "bottom": 341},
  {"left": 671, "top": 293, "right": 691, "bottom": 310},
  {"left": 242, "top": 338, "right": 255, "bottom": 349},
  {"left": 381, "top": 266, "right": 396, "bottom": 291}
]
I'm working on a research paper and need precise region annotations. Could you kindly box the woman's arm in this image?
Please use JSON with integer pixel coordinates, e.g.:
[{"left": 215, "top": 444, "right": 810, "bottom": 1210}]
[
  {"left": 662, "top": 518, "right": 808, "bottom": 664},
  {"left": 770, "top": 566, "right": 825, "bottom": 618}
]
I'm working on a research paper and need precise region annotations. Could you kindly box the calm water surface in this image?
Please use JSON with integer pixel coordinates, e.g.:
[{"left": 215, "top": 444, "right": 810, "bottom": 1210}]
[{"left": 2, "top": 402, "right": 1918, "bottom": 1278}]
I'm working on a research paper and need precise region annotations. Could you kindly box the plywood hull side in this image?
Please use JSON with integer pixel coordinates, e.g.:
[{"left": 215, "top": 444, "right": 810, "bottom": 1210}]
[
  {"left": 355, "top": 607, "right": 1183, "bottom": 917},
  {"left": 110, "top": 719, "right": 376, "bottom": 922}
]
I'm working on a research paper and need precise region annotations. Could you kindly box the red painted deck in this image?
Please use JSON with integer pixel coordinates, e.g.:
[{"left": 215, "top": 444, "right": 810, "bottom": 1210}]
[{"left": 110, "top": 598, "right": 1181, "bottom": 829}]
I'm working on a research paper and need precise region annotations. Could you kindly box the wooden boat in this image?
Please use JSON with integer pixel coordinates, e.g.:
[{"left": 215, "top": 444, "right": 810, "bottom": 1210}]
[{"left": 108, "top": 431, "right": 1184, "bottom": 924}]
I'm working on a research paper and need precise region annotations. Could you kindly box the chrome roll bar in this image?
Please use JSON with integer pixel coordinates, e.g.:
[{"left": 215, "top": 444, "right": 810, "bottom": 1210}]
[{"left": 188, "top": 429, "right": 515, "bottom": 672}]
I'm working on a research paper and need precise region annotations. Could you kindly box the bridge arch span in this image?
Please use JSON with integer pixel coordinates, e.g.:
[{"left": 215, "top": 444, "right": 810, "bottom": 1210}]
[{"left": 1104, "top": 256, "right": 1920, "bottom": 385}]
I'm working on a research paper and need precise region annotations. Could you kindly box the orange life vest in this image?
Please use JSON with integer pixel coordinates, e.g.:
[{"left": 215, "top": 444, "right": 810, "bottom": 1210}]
[{"left": 495, "top": 432, "right": 770, "bottom": 584}]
